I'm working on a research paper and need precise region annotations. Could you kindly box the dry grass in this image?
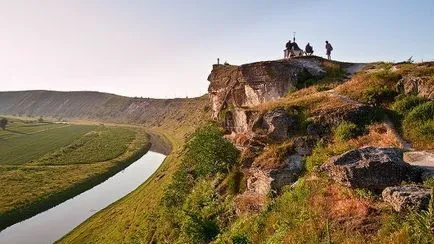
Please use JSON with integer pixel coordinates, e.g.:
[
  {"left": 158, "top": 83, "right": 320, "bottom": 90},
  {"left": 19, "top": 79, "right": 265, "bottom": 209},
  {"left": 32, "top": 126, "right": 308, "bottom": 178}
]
[
  {"left": 351, "top": 123, "right": 402, "bottom": 148},
  {"left": 253, "top": 140, "right": 294, "bottom": 170}
]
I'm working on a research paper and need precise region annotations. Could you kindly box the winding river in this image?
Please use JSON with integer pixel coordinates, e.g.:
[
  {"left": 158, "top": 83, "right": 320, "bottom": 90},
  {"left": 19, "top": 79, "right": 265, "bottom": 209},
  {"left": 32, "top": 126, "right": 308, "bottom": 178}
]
[{"left": 0, "top": 150, "right": 166, "bottom": 244}]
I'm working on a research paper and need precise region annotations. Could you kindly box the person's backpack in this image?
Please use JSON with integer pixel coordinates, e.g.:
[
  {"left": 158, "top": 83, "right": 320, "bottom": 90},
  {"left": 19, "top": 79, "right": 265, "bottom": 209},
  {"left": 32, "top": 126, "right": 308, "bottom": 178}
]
[{"left": 327, "top": 43, "right": 333, "bottom": 51}]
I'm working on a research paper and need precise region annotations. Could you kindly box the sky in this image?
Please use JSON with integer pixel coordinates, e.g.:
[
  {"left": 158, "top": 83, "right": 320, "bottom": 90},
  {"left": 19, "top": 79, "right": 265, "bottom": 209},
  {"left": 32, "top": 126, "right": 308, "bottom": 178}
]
[{"left": 0, "top": 0, "right": 433, "bottom": 98}]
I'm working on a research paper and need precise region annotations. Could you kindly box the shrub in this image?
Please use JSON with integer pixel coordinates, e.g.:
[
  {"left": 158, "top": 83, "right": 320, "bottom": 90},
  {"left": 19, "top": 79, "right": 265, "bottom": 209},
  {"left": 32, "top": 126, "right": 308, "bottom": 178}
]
[
  {"left": 227, "top": 167, "right": 243, "bottom": 195},
  {"left": 362, "top": 84, "right": 397, "bottom": 105},
  {"left": 316, "top": 84, "right": 331, "bottom": 92},
  {"left": 402, "top": 101, "right": 434, "bottom": 149},
  {"left": 162, "top": 167, "right": 194, "bottom": 207},
  {"left": 392, "top": 95, "right": 429, "bottom": 115},
  {"left": 231, "top": 233, "right": 249, "bottom": 244},
  {"left": 404, "top": 101, "right": 434, "bottom": 124},
  {"left": 185, "top": 124, "right": 239, "bottom": 177},
  {"left": 334, "top": 121, "right": 359, "bottom": 141},
  {"left": 181, "top": 180, "right": 223, "bottom": 243},
  {"left": 305, "top": 142, "right": 329, "bottom": 172}
]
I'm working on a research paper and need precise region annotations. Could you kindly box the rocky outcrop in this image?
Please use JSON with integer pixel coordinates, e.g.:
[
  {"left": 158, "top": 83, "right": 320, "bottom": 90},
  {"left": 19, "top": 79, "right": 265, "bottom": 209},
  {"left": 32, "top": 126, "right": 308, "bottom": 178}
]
[
  {"left": 269, "top": 154, "right": 304, "bottom": 191},
  {"left": 208, "top": 58, "right": 326, "bottom": 133},
  {"left": 252, "top": 108, "right": 296, "bottom": 141},
  {"left": 382, "top": 185, "right": 432, "bottom": 212},
  {"left": 396, "top": 76, "right": 434, "bottom": 100},
  {"left": 321, "top": 147, "right": 411, "bottom": 190},
  {"left": 235, "top": 153, "right": 304, "bottom": 215},
  {"left": 404, "top": 151, "right": 434, "bottom": 180}
]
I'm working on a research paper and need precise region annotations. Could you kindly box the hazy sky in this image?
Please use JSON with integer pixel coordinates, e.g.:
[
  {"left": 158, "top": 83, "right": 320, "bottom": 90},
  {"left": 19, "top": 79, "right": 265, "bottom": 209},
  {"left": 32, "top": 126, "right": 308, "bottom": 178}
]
[{"left": 0, "top": 0, "right": 433, "bottom": 98}]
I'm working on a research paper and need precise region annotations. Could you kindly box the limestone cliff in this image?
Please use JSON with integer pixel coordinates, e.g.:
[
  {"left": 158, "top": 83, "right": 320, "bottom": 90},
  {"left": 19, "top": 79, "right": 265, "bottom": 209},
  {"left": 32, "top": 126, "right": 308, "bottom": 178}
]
[{"left": 207, "top": 58, "right": 327, "bottom": 133}]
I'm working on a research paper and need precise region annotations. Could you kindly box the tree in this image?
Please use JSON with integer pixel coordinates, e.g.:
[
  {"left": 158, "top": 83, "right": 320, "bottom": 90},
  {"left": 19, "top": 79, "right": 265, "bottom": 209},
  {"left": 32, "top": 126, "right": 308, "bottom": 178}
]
[{"left": 0, "top": 118, "right": 8, "bottom": 130}]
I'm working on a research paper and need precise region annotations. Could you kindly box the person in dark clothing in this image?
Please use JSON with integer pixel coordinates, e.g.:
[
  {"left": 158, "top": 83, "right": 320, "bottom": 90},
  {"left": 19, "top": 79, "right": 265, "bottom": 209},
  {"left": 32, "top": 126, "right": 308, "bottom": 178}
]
[
  {"left": 325, "top": 41, "right": 333, "bottom": 60},
  {"left": 305, "top": 43, "right": 313, "bottom": 55},
  {"left": 292, "top": 41, "right": 300, "bottom": 51},
  {"left": 284, "top": 40, "right": 292, "bottom": 59}
]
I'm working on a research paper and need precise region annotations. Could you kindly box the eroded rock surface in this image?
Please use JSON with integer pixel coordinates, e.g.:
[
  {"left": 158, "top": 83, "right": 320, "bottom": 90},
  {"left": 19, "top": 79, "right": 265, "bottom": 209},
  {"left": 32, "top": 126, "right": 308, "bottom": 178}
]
[
  {"left": 321, "top": 146, "right": 411, "bottom": 190},
  {"left": 253, "top": 108, "right": 295, "bottom": 141},
  {"left": 382, "top": 185, "right": 432, "bottom": 212},
  {"left": 404, "top": 151, "right": 434, "bottom": 180},
  {"left": 396, "top": 76, "right": 434, "bottom": 100},
  {"left": 208, "top": 59, "right": 326, "bottom": 133}
]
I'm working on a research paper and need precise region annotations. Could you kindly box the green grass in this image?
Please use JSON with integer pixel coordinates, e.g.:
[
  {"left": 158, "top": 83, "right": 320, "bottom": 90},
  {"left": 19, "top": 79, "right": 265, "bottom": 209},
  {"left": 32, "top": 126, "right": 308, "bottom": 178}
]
[
  {"left": 0, "top": 119, "right": 151, "bottom": 230},
  {"left": 35, "top": 126, "right": 136, "bottom": 165},
  {"left": 0, "top": 124, "right": 96, "bottom": 165}
]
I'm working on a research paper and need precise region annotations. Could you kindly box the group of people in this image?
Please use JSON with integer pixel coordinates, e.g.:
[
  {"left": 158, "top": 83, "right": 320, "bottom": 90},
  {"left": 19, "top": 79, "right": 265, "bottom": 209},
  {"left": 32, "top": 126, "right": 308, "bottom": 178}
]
[{"left": 284, "top": 38, "right": 333, "bottom": 60}]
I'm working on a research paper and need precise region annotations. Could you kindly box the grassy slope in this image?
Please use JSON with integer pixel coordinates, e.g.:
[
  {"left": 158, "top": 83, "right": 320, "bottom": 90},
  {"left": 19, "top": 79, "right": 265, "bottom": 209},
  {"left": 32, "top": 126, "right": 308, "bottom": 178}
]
[
  {"left": 60, "top": 63, "right": 434, "bottom": 243},
  {"left": 59, "top": 97, "right": 211, "bottom": 243},
  {"left": 0, "top": 118, "right": 151, "bottom": 230}
]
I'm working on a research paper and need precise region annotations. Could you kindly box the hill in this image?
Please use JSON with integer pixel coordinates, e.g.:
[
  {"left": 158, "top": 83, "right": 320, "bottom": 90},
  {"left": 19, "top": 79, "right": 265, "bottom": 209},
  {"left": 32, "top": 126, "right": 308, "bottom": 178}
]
[
  {"left": 0, "top": 90, "right": 210, "bottom": 131},
  {"left": 2, "top": 56, "right": 433, "bottom": 243},
  {"left": 61, "top": 56, "right": 434, "bottom": 243}
]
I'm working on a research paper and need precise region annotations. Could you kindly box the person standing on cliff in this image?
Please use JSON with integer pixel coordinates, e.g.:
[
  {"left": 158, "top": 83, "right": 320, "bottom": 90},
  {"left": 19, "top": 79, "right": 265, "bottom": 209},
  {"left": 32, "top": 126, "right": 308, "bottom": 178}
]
[
  {"left": 325, "top": 41, "right": 333, "bottom": 60},
  {"left": 284, "top": 40, "right": 292, "bottom": 59}
]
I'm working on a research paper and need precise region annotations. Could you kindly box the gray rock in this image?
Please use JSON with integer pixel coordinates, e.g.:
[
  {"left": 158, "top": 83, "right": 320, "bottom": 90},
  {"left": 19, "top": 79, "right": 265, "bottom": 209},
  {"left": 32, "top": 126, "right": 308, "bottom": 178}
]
[
  {"left": 260, "top": 108, "right": 295, "bottom": 141},
  {"left": 270, "top": 154, "right": 304, "bottom": 192},
  {"left": 382, "top": 185, "right": 432, "bottom": 212},
  {"left": 321, "top": 146, "right": 410, "bottom": 190},
  {"left": 293, "top": 136, "right": 316, "bottom": 156},
  {"left": 208, "top": 58, "right": 326, "bottom": 133}
]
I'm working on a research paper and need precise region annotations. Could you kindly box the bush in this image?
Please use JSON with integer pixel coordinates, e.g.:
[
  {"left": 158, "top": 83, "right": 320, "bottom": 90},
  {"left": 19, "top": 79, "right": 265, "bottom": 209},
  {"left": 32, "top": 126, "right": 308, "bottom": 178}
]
[
  {"left": 392, "top": 95, "right": 429, "bottom": 115},
  {"left": 362, "top": 84, "right": 397, "bottom": 105},
  {"left": 231, "top": 233, "right": 250, "bottom": 244},
  {"left": 185, "top": 125, "right": 239, "bottom": 177},
  {"left": 334, "top": 121, "right": 359, "bottom": 141},
  {"left": 227, "top": 167, "right": 243, "bottom": 195},
  {"left": 402, "top": 101, "right": 434, "bottom": 148},
  {"left": 181, "top": 180, "right": 223, "bottom": 243},
  {"left": 404, "top": 101, "right": 434, "bottom": 124},
  {"left": 162, "top": 167, "right": 194, "bottom": 207},
  {"left": 305, "top": 142, "right": 329, "bottom": 172}
]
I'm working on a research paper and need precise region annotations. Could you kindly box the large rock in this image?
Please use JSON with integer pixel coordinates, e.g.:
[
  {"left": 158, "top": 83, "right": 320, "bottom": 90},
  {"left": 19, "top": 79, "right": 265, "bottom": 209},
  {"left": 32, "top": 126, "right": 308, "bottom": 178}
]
[
  {"left": 396, "top": 76, "right": 434, "bottom": 100},
  {"left": 270, "top": 154, "right": 304, "bottom": 192},
  {"left": 254, "top": 108, "right": 295, "bottom": 141},
  {"left": 208, "top": 58, "right": 327, "bottom": 133},
  {"left": 321, "top": 146, "right": 411, "bottom": 190},
  {"left": 382, "top": 185, "right": 432, "bottom": 212},
  {"left": 404, "top": 151, "right": 434, "bottom": 180}
]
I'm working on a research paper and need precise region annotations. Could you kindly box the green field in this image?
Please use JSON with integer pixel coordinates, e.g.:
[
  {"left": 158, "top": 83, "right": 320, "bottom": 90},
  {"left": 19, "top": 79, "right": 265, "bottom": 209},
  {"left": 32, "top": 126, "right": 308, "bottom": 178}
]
[{"left": 0, "top": 118, "right": 150, "bottom": 230}]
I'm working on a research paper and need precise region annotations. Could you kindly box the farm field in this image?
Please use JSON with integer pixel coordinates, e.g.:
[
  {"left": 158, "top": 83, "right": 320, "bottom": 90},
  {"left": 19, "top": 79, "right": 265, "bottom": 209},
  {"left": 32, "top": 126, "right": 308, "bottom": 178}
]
[{"left": 0, "top": 118, "right": 150, "bottom": 230}]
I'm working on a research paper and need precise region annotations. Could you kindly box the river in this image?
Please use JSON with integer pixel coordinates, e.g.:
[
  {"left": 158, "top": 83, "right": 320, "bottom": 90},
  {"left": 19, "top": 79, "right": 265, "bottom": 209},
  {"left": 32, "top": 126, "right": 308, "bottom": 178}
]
[{"left": 0, "top": 150, "right": 166, "bottom": 244}]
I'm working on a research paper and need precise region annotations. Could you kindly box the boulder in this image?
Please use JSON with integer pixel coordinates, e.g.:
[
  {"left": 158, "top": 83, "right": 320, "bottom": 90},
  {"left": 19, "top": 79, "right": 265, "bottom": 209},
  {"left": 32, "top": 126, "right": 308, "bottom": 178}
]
[
  {"left": 382, "top": 185, "right": 432, "bottom": 212},
  {"left": 270, "top": 154, "right": 305, "bottom": 192},
  {"left": 321, "top": 146, "right": 410, "bottom": 190},
  {"left": 259, "top": 108, "right": 295, "bottom": 141},
  {"left": 293, "top": 136, "right": 316, "bottom": 156},
  {"left": 395, "top": 76, "right": 434, "bottom": 100},
  {"left": 404, "top": 151, "right": 434, "bottom": 181}
]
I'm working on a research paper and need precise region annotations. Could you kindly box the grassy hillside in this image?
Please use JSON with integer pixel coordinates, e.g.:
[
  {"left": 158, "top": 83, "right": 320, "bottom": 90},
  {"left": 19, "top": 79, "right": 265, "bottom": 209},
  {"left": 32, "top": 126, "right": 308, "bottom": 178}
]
[
  {"left": 0, "top": 118, "right": 151, "bottom": 230},
  {"left": 62, "top": 60, "right": 434, "bottom": 243},
  {"left": 0, "top": 90, "right": 211, "bottom": 126},
  {"left": 59, "top": 101, "right": 212, "bottom": 243}
]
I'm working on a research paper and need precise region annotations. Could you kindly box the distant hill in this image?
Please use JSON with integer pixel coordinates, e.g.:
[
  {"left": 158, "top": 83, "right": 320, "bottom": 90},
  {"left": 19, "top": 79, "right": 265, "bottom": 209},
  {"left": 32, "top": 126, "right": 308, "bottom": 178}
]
[{"left": 0, "top": 90, "right": 211, "bottom": 130}]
